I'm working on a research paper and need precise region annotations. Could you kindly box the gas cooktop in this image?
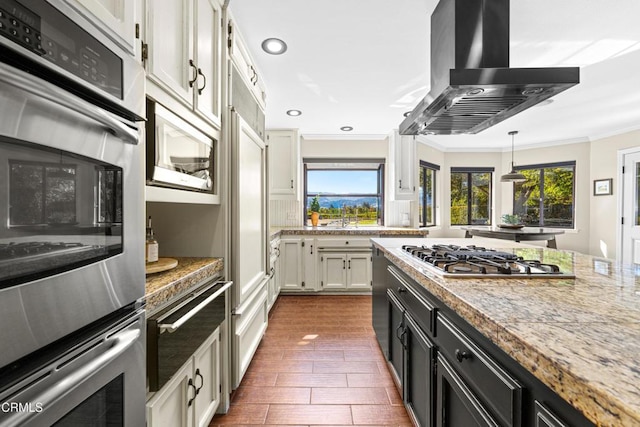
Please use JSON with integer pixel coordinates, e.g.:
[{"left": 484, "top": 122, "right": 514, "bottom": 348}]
[{"left": 399, "top": 244, "right": 574, "bottom": 278}]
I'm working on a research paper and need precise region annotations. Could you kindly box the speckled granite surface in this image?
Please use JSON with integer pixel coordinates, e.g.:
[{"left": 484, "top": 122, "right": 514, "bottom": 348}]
[
  {"left": 372, "top": 237, "right": 640, "bottom": 427},
  {"left": 270, "top": 226, "right": 428, "bottom": 238},
  {"left": 144, "top": 257, "right": 224, "bottom": 313}
]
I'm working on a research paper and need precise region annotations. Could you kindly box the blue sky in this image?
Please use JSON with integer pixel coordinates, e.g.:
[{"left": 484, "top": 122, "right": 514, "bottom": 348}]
[{"left": 307, "top": 170, "right": 378, "bottom": 194}]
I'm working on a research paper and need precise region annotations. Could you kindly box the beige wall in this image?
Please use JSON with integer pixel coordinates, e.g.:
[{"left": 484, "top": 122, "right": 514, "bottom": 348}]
[
  {"left": 301, "top": 137, "right": 388, "bottom": 158},
  {"left": 589, "top": 130, "right": 640, "bottom": 259}
]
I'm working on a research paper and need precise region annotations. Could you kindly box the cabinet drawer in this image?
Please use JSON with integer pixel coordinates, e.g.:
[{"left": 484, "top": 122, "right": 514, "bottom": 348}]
[
  {"left": 316, "top": 238, "right": 371, "bottom": 249},
  {"left": 388, "top": 265, "right": 435, "bottom": 335},
  {"left": 436, "top": 314, "right": 522, "bottom": 427}
]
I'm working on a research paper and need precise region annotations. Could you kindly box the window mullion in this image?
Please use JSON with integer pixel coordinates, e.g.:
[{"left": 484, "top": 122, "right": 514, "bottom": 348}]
[
  {"left": 467, "top": 173, "right": 473, "bottom": 225},
  {"left": 539, "top": 168, "right": 545, "bottom": 226}
]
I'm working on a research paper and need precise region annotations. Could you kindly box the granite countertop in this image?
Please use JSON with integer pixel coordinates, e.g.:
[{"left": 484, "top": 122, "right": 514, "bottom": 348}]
[
  {"left": 144, "top": 257, "right": 224, "bottom": 313},
  {"left": 270, "top": 226, "right": 428, "bottom": 238},
  {"left": 371, "top": 237, "right": 640, "bottom": 427}
]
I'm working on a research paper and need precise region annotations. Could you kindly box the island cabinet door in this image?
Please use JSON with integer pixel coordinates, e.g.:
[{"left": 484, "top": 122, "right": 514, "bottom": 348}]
[
  {"left": 404, "top": 313, "right": 435, "bottom": 427},
  {"left": 387, "top": 289, "right": 405, "bottom": 389},
  {"left": 435, "top": 353, "right": 500, "bottom": 427}
]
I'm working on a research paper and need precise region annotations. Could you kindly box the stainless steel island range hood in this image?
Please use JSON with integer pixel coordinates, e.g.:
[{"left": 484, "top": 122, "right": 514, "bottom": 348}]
[{"left": 399, "top": 0, "right": 580, "bottom": 135}]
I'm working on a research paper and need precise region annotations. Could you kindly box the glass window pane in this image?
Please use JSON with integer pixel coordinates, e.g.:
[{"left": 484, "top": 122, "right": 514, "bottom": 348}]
[
  {"left": 307, "top": 170, "right": 378, "bottom": 194},
  {"left": 512, "top": 164, "right": 575, "bottom": 228},
  {"left": 305, "top": 168, "right": 382, "bottom": 226},
  {"left": 471, "top": 172, "right": 491, "bottom": 225},
  {"left": 424, "top": 168, "right": 435, "bottom": 226},
  {"left": 450, "top": 172, "right": 468, "bottom": 225},
  {"left": 45, "top": 166, "right": 77, "bottom": 224},
  {"left": 514, "top": 169, "right": 541, "bottom": 225},
  {"left": 542, "top": 166, "right": 574, "bottom": 227}
]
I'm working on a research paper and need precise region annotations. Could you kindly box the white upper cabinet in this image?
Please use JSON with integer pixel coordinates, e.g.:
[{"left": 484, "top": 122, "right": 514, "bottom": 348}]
[
  {"left": 145, "top": 0, "right": 222, "bottom": 126},
  {"left": 68, "top": 0, "right": 139, "bottom": 55},
  {"left": 267, "top": 129, "right": 299, "bottom": 200},
  {"left": 228, "top": 18, "right": 267, "bottom": 111},
  {"left": 389, "top": 130, "right": 417, "bottom": 200}
]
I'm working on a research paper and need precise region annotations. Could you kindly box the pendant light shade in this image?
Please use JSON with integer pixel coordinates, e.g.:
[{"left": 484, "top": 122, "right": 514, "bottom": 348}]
[{"left": 501, "top": 131, "right": 527, "bottom": 183}]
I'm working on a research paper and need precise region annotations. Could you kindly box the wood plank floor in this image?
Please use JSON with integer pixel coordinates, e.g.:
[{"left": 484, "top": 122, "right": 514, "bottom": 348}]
[{"left": 210, "top": 295, "right": 413, "bottom": 426}]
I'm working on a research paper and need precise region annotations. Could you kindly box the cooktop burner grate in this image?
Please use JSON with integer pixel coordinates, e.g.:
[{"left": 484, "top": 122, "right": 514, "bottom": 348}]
[{"left": 400, "top": 244, "right": 572, "bottom": 278}]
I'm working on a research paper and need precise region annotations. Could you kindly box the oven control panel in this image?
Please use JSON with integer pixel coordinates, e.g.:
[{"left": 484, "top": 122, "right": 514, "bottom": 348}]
[{"left": 0, "top": 0, "right": 122, "bottom": 99}]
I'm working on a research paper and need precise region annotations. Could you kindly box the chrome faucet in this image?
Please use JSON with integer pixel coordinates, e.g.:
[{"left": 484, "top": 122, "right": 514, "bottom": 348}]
[{"left": 341, "top": 204, "right": 348, "bottom": 228}]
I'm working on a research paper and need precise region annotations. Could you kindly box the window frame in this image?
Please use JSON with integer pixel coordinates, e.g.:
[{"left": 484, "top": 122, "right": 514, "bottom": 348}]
[
  {"left": 303, "top": 159, "right": 385, "bottom": 226},
  {"left": 419, "top": 160, "right": 439, "bottom": 227},
  {"left": 512, "top": 161, "right": 576, "bottom": 229},
  {"left": 450, "top": 167, "right": 494, "bottom": 226}
]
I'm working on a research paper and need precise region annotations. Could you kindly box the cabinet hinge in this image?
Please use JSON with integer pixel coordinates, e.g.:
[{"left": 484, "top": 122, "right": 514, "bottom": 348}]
[
  {"left": 623, "top": 166, "right": 626, "bottom": 174},
  {"left": 227, "top": 22, "right": 233, "bottom": 49},
  {"left": 135, "top": 23, "right": 140, "bottom": 39},
  {"left": 622, "top": 217, "right": 625, "bottom": 225},
  {"left": 141, "top": 42, "right": 148, "bottom": 62}
]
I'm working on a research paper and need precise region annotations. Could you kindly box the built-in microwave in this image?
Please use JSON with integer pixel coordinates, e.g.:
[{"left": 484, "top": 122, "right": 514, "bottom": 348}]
[{"left": 146, "top": 99, "right": 217, "bottom": 193}]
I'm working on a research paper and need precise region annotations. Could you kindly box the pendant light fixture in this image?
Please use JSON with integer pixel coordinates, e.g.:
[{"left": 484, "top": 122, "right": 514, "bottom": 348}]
[{"left": 500, "top": 131, "right": 527, "bottom": 183}]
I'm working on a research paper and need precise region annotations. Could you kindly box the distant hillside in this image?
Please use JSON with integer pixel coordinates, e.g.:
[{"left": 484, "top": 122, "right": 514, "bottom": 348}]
[{"left": 307, "top": 196, "right": 379, "bottom": 209}]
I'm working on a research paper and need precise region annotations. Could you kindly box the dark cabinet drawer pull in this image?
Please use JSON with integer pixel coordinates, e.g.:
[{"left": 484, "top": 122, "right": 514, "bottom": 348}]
[
  {"left": 455, "top": 349, "right": 472, "bottom": 362},
  {"left": 397, "top": 287, "right": 407, "bottom": 294},
  {"left": 187, "top": 378, "right": 197, "bottom": 407}
]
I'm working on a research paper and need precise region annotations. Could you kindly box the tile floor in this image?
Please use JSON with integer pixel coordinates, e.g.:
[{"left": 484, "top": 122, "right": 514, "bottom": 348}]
[{"left": 210, "top": 295, "right": 413, "bottom": 426}]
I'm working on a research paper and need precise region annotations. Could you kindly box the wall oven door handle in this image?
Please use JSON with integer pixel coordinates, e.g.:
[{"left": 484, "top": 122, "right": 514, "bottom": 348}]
[
  {"left": 0, "top": 63, "right": 139, "bottom": 145},
  {"left": 3, "top": 320, "right": 141, "bottom": 426},
  {"left": 158, "top": 281, "right": 232, "bottom": 333}
]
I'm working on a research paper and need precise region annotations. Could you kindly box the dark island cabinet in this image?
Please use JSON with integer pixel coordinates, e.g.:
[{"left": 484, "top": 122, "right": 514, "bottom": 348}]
[
  {"left": 372, "top": 252, "right": 595, "bottom": 427},
  {"left": 436, "top": 353, "right": 500, "bottom": 426},
  {"left": 388, "top": 288, "right": 435, "bottom": 427}
]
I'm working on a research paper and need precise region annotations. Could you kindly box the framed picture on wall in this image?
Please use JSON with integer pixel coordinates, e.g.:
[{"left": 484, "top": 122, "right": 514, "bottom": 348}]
[{"left": 593, "top": 178, "right": 612, "bottom": 196}]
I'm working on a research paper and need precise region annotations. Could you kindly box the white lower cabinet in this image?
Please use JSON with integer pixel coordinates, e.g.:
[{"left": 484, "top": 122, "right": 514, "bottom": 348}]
[
  {"left": 279, "top": 237, "right": 316, "bottom": 291},
  {"left": 279, "top": 235, "right": 372, "bottom": 293},
  {"left": 147, "top": 328, "right": 221, "bottom": 427},
  {"left": 319, "top": 252, "right": 372, "bottom": 291}
]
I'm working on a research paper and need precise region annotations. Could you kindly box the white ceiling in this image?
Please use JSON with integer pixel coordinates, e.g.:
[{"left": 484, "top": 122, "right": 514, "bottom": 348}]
[{"left": 228, "top": 0, "right": 640, "bottom": 150}]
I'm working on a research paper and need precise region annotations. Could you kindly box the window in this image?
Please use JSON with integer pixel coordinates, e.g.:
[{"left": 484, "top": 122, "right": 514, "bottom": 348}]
[
  {"left": 512, "top": 161, "right": 575, "bottom": 228},
  {"left": 10, "top": 161, "right": 77, "bottom": 225},
  {"left": 419, "top": 161, "right": 439, "bottom": 227},
  {"left": 304, "top": 159, "right": 384, "bottom": 226},
  {"left": 450, "top": 167, "right": 493, "bottom": 226}
]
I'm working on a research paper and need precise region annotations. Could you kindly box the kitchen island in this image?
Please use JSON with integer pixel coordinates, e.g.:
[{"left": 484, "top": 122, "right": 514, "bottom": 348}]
[{"left": 372, "top": 237, "right": 639, "bottom": 427}]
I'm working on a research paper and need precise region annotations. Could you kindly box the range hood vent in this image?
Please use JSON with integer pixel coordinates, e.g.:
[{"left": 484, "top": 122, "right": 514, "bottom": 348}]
[{"left": 399, "top": 0, "right": 580, "bottom": 135}]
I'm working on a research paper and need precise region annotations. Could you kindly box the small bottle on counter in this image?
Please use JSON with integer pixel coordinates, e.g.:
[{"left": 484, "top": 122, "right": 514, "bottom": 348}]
[{"left": 146, "top": 216, "right": 159, "bottom": 263}]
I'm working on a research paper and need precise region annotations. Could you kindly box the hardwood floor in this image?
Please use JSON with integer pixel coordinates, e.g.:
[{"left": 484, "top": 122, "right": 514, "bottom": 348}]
[{"left": 210, "top": 295, "right": 413, "bottom": 426}]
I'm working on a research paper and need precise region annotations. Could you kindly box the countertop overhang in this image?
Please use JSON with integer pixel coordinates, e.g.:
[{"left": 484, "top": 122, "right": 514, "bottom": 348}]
[{"left": 372, "top": 237, "right": 640, "bottom": 426}]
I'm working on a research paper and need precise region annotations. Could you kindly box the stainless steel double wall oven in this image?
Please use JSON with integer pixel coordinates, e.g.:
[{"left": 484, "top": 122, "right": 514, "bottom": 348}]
[{"left": 0, "top": 0, "right": 145, "bottom": 425}]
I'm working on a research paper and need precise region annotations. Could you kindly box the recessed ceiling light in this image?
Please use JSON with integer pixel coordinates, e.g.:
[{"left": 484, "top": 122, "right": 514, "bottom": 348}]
[
  {"left": 261, "top": 38, "right": 287, "bottom": 55},
  {"left": 340, "top": 126, "right": 353, "bottom": 132},
  {"left": 286, "top": 109, "right": 302, "bottom": 116}
]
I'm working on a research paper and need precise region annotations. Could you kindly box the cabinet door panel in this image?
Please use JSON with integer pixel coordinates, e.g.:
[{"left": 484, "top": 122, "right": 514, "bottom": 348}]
[
  {"left": 322, "top": 253, "right": 346, "bottom": 289},
  {"left": 194, "top": 0, "right": 221, "bottom": 124},
  {"left": 387, "top": 290, "right": 404, "bottom": 390},
  {"left": 147, "top": 359, "right": 194, "bottom": 427},
  {"left": 436, "top": 354, "right": 499, "bottom": 427},
  {"left": 346, "top": 253, "right": 371, "bottom": 289},
  {"left": 193, "top": 329, "right": 220, "bottom": 427},
  {"left": 267, "top": 130, "right": 298, "bottom": 199},
  {"left": 280, "top": 239, "right": 302, "bottom": 290},
  {"left": 147, "top": 0, "right": 192, "bottom": 102},
  {"left": 405, "top": 314, "right": 434, "bottom": 427}
]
